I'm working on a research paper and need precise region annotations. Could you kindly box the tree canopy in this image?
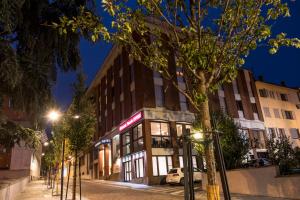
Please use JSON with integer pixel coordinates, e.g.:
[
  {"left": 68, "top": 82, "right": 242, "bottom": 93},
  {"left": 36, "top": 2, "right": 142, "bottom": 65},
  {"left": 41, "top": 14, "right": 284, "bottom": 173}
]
[
  {"left": 0, "top": 120, "right": 40, "bottom": 149},
  {"left": 0, "top": 0, "right": 95, "bottom": 117}
]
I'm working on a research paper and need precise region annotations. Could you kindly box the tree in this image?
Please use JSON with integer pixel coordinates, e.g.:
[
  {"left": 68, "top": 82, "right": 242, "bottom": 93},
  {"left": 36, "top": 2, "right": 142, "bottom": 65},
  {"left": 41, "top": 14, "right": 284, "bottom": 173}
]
[
  {"left": 0, "top": 120, "right": 40, "bottom": 149},
  {"left": 211, "top": 112, "right": 249, "bottom": 170},
  {"left": 55, "top": 1, "right": 300, "bottom": 199},
  {"left": 266, "top": 136, "right": 294, "bottom": 165},
  {"left": 0, "top": 0, "right": 95, "bottom": 118},
  {"left": 59, "top": 73, "right": 95, "bottom": 200}
]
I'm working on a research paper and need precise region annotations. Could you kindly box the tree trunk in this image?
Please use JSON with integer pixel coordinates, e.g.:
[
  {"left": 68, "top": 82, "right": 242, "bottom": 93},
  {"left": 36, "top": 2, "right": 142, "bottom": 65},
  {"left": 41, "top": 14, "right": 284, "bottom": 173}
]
[
  {"left": 198, "top": 84, "right": 220, "bottom": 200},
  {"left": 72, "top": 151, "right": 78, "bottom": 200}
]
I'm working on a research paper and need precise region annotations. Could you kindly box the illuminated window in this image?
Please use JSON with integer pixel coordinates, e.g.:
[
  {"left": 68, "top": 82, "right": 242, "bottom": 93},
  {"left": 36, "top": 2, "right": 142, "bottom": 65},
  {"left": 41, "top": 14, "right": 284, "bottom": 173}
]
[
  {"left": 151, "top": 122, "right": 171, "bottom": 148},
  {"left": 152, "top": 156, "right": 172, "bottom": 176}
]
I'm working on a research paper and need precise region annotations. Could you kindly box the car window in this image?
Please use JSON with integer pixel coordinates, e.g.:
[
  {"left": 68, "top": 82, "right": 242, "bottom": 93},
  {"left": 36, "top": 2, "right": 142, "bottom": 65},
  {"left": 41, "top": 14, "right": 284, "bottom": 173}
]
[{"left": 168, "top": 169, "right": 178, "bottom": 174}]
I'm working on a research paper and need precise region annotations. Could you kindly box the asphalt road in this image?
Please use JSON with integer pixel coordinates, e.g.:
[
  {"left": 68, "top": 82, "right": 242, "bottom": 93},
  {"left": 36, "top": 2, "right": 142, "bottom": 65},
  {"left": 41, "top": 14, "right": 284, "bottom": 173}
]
[{"left": 81, "top": 180, "right": 185, "bottom": 200}]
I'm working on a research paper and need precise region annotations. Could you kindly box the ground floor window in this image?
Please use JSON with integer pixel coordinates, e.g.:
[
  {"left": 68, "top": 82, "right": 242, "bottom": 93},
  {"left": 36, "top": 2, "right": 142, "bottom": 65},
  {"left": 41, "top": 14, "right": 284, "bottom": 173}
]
[
  {"left": 122, "top": 155, "right": 132, "bottom": 182},
  {"left": 152, "top": 156, "right": 173, "bottom": 176},
  {"left": 135, "top": 158, "right": 144, "bottom": 178},
  {"left": 179, "top": 156, "right": 198, "bottom": 168}
]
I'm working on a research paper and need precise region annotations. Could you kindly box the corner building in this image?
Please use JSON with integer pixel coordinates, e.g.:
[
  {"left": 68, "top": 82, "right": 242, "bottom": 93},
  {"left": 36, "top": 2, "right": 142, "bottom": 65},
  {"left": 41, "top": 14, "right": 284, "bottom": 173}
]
[{"left": 87, "top": 45, "right": 266, "bottom": 184}]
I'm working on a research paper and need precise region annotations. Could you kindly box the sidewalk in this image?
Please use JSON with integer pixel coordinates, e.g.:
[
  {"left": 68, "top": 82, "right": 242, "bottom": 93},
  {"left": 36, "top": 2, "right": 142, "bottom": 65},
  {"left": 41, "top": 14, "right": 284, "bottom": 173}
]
[{"left": 15, "top": 180, "right": 88, "bottom": 200}]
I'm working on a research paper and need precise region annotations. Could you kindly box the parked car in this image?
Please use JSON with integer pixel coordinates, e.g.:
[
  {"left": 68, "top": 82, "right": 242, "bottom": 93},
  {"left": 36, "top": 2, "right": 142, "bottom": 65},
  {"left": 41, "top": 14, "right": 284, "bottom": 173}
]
[
  {"left": 166, "top": 167, "right": 202, "bottom": 185},
  {"left": 242, "top": 158, "right": 271, "bottom": 168}
]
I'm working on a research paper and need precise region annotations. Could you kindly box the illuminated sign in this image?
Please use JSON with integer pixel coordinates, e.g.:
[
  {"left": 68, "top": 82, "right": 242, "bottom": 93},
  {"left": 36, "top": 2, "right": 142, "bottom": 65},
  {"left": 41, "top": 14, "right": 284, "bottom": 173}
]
[
  {"left": 119, "top": 112, "right": 142, "bottom": 131},
  {"left": 94, "top": 139, "right": 111, "bottom": 147}
]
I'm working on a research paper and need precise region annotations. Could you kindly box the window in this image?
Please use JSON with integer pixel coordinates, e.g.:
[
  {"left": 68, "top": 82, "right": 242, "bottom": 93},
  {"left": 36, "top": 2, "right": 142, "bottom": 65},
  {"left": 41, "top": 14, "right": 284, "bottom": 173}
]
[
  {"left": 152, "top": 156, "right": 173, "bottom": 176},
  {"left": 290, "top": 128, "right": 300, "bottom": 139},
  {"left": 236, "top": 101, "right": 243, "bottom": 111},
  {"left": 259, "top": 89, "right": 268, "bottom": 97},
  {"left": 151, "top": 122, "right": 171, "bottom": 148},
  {"left": 283, "top": 110, "right": 294, "bottom": 120},
  {"left": 219, "top": 96, "right": 227, "bottom": 114},
  {"left": 176, "top": 67, "right": 184, "bottom": 83},
  {"left": 179, "top": 156, "right": 198, "bottom": 168},
  {"left": 278, "top": 128, "right": 285, "bottom": 138},
  {"left": 269, "top": 91, "right": 276, "bottom": 99},
  {"left": 176, "top": 124, "right": 192, "bottom": 147},
  {"left": 268, "top": 128, "right": 276, "bottom": 138},
  {"left": 251, "top": 103, "right": 258, "bottom": 113},
  {"left": 179, "top": 93, "right": 188, "bottom": 111},
  {"left": 280, "top": 93, "right": 288, "bottom": 101},
  {"left": 133, "top": 124, "right": 143, "bottom": 152},
  {"left": 273, "top": 108, "right": 281, "bottom": 118},
  {"left": 154, "top": 85, "right": 164, "bottom": 107},
  {"left": 135, "top": 157, "right": 144, "bottom": 178},
  {"left": 122, "top": 132, "right": 131, "bottom": 156},
  {"left": 263, "top": 107, "right": 271, "bottom": 118}
]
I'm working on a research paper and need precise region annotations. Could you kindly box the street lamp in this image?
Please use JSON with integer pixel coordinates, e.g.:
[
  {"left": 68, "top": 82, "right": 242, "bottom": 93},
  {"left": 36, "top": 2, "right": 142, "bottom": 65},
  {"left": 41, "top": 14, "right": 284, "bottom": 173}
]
[
  {"left": 191, "top": 128, "right": 231, "bottom": 200},
  {"left": 47, "top": 110, "right": 61, "bottom": 122},
  {"left": 47, "top": 109, "right": 64, "bottom": 200},
  {"left": 44, "top": 142, "right": 49, "bottom": 147}
]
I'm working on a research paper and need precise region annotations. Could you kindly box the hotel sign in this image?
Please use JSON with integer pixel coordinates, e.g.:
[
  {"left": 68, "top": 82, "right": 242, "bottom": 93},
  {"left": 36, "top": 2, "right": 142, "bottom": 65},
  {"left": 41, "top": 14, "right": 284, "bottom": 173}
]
[
  {"left": 94, "top": 139, "right": 111, "bottom": 147},
  {"left": 119, "top": 112, "right": 142, "bottom": 131}
]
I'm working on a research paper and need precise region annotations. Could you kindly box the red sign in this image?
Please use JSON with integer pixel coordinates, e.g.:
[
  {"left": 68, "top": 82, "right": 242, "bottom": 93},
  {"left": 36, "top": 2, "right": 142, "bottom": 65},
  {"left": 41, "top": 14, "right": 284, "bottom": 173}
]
[{"left": 119, "top": 112, "right": 142, "bottom": 131}]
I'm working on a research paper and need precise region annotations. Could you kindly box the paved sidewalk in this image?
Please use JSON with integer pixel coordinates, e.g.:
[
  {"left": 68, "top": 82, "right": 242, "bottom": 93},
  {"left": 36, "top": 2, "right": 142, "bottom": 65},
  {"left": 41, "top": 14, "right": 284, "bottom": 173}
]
[{"left": 15, "top": 180, "right": 88, "bottom": 200}]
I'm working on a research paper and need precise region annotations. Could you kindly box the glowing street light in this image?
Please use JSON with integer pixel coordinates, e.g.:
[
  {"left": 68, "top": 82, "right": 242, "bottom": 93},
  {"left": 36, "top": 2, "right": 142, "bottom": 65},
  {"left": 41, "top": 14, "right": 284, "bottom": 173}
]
[
  {"left": 43, "top": 142, "right": 49, "bottom": 147},
  {"left": 73, "top": 115, "right": 80, "bottom": 119},
  {"left": 47, "top": 110, "right": 61, "bottom": 122},
  {"left": 192, "top": 129, "right": 203, "bottom": 140}
]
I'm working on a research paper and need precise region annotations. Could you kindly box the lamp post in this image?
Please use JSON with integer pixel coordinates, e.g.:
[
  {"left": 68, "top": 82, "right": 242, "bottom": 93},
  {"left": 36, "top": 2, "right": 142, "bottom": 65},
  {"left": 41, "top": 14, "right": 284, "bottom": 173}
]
[
  {"left": 191, "top": 128, "right": 231, "bottom": 200},
  {"left": 47, "top": 110, "right": 64, "bottom": 200}
]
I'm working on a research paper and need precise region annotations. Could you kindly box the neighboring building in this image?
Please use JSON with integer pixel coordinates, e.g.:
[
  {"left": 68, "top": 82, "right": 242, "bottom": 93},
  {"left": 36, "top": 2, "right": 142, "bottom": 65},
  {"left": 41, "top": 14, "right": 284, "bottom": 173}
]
[
  {"left": 86, "top": 45, "right": 267, "bottom": 184},
  {"left": 256, "top": 81, "right": 300, "bottom": 148},
  {"left": 209, "top": 69, "right": 266, "bottom": 159},
  {"left": 0, "top": 96, "right": 43, "bottom": 179}
]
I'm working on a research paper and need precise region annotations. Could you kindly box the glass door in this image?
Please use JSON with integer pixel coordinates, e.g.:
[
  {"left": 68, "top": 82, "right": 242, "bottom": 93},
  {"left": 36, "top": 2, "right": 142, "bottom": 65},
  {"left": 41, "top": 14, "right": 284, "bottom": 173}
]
[{"left": 124, "top": 161, "right": 132, "bottom": 182}]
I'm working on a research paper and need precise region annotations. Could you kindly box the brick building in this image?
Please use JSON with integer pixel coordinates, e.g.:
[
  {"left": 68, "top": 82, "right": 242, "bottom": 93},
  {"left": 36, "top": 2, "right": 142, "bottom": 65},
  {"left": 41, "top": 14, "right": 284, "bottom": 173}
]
[{"left": 86, "top": 45, "right": 267, "bottom": 184}]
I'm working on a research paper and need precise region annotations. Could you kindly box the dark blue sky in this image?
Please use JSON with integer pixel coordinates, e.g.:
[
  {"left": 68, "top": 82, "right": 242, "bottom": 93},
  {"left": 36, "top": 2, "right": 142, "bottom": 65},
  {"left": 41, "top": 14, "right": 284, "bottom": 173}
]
[{"left": 53, "top": 1, "right": 300, "bottom": 109}]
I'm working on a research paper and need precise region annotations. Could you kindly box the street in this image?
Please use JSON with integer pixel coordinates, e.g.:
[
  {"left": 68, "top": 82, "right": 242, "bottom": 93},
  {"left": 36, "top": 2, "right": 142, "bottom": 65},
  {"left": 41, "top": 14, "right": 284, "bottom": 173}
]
[{"left": 15, "top": 179, "right": 296, "bottom": 200}]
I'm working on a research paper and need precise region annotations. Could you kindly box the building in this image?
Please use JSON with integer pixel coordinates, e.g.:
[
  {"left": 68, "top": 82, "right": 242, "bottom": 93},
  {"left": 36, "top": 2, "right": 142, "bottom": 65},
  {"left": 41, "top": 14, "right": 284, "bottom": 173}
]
[
  {"left": 210, "top": 69, "right": 266, "bottom": 159},
  {"left": 0, "top": 96, "right": 43, "bottom": 179},
  {"left": 256, "top": 81, "right": 300, "bottom": 148},
  {"left": 86, "top": 45, "right": 267, "bottom": 184}
]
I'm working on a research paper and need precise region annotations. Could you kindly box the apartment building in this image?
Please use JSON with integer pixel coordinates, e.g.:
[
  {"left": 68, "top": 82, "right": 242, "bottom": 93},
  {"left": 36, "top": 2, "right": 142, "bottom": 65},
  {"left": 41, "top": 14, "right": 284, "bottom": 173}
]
[
  {"left": 86, "top": 45, "right": 267, "bottom": 184},
  {"left": 256, "top": 81, "right": 300, "bottom": 148}
]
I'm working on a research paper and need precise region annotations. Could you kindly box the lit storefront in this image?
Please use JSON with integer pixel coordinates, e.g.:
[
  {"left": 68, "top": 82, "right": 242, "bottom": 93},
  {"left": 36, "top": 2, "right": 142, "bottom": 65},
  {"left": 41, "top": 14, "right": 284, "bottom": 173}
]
[{"left": 95, "top": 110, "right": 200, "bottom": 185}]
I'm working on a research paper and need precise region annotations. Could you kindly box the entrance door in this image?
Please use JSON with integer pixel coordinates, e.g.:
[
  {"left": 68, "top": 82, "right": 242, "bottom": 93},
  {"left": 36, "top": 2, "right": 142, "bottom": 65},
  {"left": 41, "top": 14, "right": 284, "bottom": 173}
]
[{"left": 123, "top": 161, "right": 132, "bottom": 182}]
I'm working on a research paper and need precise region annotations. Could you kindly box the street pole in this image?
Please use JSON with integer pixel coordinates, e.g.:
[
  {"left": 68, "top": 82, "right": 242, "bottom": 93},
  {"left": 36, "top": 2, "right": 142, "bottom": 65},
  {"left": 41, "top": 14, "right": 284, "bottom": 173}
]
[
  {"left": 60, "top": 134, "right": 65, "bottom": 200},
  {"left": 213, "top": 130, "right": 231, "bottom": 200},
  {"left": 183, "top": 128, "right": 195, "bottom": 200}
]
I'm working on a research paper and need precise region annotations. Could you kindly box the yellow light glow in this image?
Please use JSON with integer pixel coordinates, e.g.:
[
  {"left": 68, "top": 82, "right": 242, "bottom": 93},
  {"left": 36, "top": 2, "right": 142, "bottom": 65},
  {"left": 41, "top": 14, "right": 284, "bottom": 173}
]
[
  {"left": 192, "top": 130, "right": 203, "bottom": 140},
  {"left": 47, "top": 110, "right": 61, "bottom": 122}
]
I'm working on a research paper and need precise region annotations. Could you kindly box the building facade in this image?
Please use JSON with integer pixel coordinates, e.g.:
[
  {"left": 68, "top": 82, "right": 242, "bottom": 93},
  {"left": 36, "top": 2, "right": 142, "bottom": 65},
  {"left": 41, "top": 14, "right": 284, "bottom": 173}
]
[
  {"left": 86, "top": 46, "right": 267, "bottom": 184},
  {"left": 0, "top": 96, "right": 42, "bottom": 179},
  {"left": 256, "top": 81, "right": 300, "bottom": 148},
  {"left": 210, "top": 70, "right": 266, "bottom": 159}
]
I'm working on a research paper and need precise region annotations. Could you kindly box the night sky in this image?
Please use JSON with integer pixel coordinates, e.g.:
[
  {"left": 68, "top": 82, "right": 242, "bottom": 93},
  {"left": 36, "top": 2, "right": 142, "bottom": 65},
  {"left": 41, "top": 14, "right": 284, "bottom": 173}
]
[{"left": 53, "top": 1, "right": 300, "bottom": 109}]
